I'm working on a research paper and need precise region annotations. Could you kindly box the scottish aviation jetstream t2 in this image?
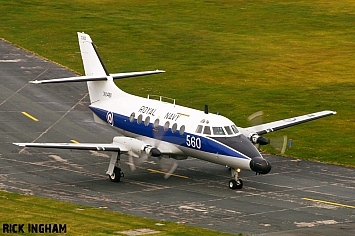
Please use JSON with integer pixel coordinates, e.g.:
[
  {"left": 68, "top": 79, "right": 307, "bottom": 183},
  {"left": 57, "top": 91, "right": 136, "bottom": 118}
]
[{"left": 14, "top": 32, "right": 336, "bottom": 189}]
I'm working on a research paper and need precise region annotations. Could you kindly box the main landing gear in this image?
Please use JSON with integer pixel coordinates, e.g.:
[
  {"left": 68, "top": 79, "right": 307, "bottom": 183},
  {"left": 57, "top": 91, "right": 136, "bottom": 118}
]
[
  {"left": 229, "top": 168, "right": 243, "bottom": 190},
  {"left": 106, "top": 152, "right": 124, "bottom": 182}
]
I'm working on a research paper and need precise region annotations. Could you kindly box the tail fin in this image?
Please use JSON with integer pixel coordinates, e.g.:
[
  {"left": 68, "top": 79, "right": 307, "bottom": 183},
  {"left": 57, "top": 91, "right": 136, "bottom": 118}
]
[
  {"left": 78, "top": 32, "right": 109, "bottom": 77},
  {"left": 77, "top": 32, "right": 112, "bottom": 104},
  {"left": 29, "top": 32, "right": 165, "bottom": 104}
]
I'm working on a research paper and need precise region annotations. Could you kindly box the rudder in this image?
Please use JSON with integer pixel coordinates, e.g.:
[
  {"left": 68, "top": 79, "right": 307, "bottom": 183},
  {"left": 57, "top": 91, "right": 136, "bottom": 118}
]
[
  {"left": 78, "top": 32, "right": 109, "bottom": 77},
  {"left": 77, "top": 32, "right": 113, "bottom": 104}
]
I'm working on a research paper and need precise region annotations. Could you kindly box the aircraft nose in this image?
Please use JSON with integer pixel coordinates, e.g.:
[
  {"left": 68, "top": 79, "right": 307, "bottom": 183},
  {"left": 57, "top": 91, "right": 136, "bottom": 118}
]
[{"left": 250, "top": 156, "right": 271, "bottom": 174}]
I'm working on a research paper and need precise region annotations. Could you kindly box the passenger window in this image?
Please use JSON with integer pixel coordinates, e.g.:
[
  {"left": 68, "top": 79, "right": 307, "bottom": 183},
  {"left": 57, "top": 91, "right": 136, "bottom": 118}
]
[
  {"left": 179, "top": 125, "right": 185, "bottom": 135},
  {"left": 212, "top": 127, "right": 225, "bottom": 135},
  {"left": 203, "top": 126, "right": 211, "bottom": 135},
  {"left": 224, "top": 126, "right": 233, "bottom": 135},
  {"left": 137, "top": 114, "right": 143, "bottom": 124},
  {"left": 231, "top": 125, "right": 239, "bottom": 134},
  {"left": 195, "top": 125, "right": 203, "bottom": 133},
  {"left": 172, "top": 123, "right": 177, "bottom": 133},
  {"left": 154, "top": 119, "right": 159, "bottom": 128},
  {"left": 129, "top": 112, "right": 135, "bottom": 123},
  {"left": 144, "top": 116, "right": 150, "bottom": 126},
  {"left": 164, "top": 121, "right": 170, "bottom": 131}
]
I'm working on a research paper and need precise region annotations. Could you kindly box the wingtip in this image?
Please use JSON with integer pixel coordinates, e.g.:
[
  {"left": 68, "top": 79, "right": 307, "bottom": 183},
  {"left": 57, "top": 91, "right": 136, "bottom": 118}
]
[
  {"left": 29, "top": 80, "right": 41, "bottom": 84},
  {"left": 13, "top": 143, "right": 25, "bottom": 147},
  {"left": 322, "top": 110, "right": 337, "bottom": 115}
]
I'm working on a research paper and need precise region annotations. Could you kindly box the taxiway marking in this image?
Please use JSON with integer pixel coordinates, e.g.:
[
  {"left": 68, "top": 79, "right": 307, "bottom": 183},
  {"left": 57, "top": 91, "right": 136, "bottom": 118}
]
[
  {"left": 21, "top": 112, "right": 38, "bottom": 121},
  {"left": 303, "top": 198, "right": 355, "bottom": 209},
  {"left": 147, "top": 168, "right": 189, "bottom": 179}
]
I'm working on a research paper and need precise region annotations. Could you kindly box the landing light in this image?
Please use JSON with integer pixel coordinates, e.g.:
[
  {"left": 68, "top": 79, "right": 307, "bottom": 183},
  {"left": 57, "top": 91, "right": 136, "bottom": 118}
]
[{"left": 236, "top": 168, "right": 241, "bottom": 173}]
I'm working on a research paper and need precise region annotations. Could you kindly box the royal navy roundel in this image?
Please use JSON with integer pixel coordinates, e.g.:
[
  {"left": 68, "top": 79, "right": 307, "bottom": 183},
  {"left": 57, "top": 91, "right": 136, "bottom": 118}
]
[{"left": 106, "top": 111, "right": 114, "bottom": 126}]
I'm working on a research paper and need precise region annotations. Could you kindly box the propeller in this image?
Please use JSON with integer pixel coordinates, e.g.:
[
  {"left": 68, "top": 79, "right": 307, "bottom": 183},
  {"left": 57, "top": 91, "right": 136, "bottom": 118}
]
[
  {"left": 128, "top": 120, "right": 179, "bottom": 179},
  {"left": 248, "top": 111, "right": 288, "bottom": 155},
  {"left": 128, "top": 144, "right": 161, "bottom": 171},
  {"left": 152, "top": 121, "right": 179, "bottom": 179},
  {"left": 247, "top": 111, "right": 264, "bottom": 150}
]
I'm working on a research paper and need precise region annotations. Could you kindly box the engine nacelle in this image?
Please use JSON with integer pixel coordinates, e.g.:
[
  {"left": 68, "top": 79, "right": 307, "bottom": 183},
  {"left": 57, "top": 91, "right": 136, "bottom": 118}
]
[
  {"left": 112, "top": 137, "right": 161, "bottom": 157},
  {"left": 249, "top": 133, "right": 269, "bottom": 145}
]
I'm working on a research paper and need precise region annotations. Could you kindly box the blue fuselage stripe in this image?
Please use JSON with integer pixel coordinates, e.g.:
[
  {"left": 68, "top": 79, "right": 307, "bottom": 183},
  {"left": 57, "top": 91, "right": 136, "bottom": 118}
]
[{"left": 90, "top": 107, "right": 248, "bottom": 159}]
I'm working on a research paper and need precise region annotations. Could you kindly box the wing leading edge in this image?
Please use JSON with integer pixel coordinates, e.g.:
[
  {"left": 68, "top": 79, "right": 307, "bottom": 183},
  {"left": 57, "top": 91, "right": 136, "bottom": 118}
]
[
  {"left": 13, "top": 142, "right": 128, "bottom": 152},
  {"left": 244, "top": 110, "right": 336, "bottom": 135},
  {"left": 13, "top": 137, "right": 176, "bottom": 156}
]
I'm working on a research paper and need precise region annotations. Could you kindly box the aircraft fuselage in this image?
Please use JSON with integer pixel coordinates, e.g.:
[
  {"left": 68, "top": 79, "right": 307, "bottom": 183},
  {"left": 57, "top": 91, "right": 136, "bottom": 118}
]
[{"left": 88, "top": 87, "right": 269, "bottom": 174}]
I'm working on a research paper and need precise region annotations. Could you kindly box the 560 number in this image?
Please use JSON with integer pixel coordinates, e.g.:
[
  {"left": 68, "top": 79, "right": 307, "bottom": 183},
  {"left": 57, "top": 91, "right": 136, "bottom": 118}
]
[{"left": 186, "top": 135, "right": 202, "bottom": 149}]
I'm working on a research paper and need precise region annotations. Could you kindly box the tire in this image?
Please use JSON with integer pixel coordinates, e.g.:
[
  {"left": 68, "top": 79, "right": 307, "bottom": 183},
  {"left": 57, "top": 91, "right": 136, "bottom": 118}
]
[
  {"left": 229, "top": 179, "right": 243, "bottom": 190},
  {"left": 109, "top": 167, "right": 121, "bottom": 182},
  {"left": 229, "top": 180, "right": 237, "bottom": 189},
  {"left": 236, "top": 179, "right": 243, "bottom": 189}
]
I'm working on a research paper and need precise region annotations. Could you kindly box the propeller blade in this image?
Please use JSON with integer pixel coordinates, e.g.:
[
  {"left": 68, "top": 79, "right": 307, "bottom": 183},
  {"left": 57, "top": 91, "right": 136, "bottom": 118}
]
[
  {"left": 269, "top": 135, "right": 288, "bottom": 155},
  {"left": 128, "top": 153, "right": 149, "bottom": 172},
  {"left": 159, "top": 157, "right": 178, "bottom": 179},
  {"left": 128, "top": 155, "right": 136, "bottom": 171},
  {"left": 248, "top": 111, "right": 264, "bottom": 126},
  {"left": 164, "top": 162, "right": 178, "bottom": 179},
  {"left": 248, "top": 111, "right": 264, "bottom": 148}
]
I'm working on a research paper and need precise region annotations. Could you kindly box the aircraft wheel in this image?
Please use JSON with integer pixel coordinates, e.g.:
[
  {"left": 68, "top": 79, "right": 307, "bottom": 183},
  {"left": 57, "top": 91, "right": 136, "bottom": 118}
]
[
  {"left": 109, "top": 167, "right": 122, "bottom": 182},
  {"left": 229, "top": 179, "right": 243, "bottom": 190}
]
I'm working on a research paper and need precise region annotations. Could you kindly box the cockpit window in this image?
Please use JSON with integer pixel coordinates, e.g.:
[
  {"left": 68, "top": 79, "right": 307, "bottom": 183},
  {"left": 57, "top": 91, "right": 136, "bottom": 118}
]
[
  {"left": 224, "top": 126, "right": 233, "bottom": 135},
  {"left": 203, "top": 126, "right": 211, "bottom": 135},
  {"left": 196, "top": 125, "right": 203, "bottom": 133},
  {"left": 212, "top": 127, "right": 225, "bottom": 135},
  {"left": 231, "top": 125, "right": 239, "bottom": 134}
]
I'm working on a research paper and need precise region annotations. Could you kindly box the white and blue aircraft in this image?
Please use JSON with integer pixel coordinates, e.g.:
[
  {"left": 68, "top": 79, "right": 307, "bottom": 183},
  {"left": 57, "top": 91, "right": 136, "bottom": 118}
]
[{"left": 14, "top": 32, "right": 336, "bottom": 189}]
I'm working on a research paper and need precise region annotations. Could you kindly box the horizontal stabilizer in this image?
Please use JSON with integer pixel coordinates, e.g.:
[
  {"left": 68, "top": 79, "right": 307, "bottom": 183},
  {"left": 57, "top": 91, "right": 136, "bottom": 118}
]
[
  {"left": 30, "top": 70, "right": 165, "bottom": 84},
  {"left": 30, "top": 75, "right": 107, "bottom": 84},
  {"left": 13, "top": 142, "right": 128, "bottom": 152},
  {"left": 111, "top": 70, "right": 165, "bottom": 80}
]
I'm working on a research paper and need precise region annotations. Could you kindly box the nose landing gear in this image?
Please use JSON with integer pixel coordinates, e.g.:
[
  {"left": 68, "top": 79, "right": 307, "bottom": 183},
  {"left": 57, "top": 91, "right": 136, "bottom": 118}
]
[{"left": 229, "top": 168, "right": 243, "bottom": 189}]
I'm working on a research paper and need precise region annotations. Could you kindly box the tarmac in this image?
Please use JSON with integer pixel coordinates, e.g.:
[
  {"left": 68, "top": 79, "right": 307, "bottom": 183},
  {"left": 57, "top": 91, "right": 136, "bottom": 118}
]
[{"left": 0, "top": 39, "right": 354, "bottom": 235}]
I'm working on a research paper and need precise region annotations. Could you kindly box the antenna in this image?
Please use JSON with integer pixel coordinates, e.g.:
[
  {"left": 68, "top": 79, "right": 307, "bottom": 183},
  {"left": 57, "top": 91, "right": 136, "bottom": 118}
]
[{"left": 204, "top": 105, "right": 209, "bottom": 114}]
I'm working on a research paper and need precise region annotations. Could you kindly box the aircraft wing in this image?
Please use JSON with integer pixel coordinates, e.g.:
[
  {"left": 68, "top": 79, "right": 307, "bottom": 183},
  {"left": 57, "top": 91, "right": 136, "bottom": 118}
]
[
  {"left": 243, "top": 110, "right": 336, "bottom": 135},
  {"left": 13, "top": 142, "right": 128, "bottom": 152}
]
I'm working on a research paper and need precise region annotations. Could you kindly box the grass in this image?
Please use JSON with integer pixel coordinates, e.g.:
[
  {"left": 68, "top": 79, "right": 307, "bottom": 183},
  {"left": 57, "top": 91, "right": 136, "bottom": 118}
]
[
  {"left": 0, "top": 191, "right": 233, "bottom": 235},
  {"left": 1, "top": 0, "right": 354, "bottom": 166}
]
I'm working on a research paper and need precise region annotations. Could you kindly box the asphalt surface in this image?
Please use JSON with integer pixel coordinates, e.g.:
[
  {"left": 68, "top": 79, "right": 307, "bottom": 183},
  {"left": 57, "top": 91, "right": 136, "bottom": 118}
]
[{"left": 0, "top": 39, "right": 354, "bottom": 235}]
